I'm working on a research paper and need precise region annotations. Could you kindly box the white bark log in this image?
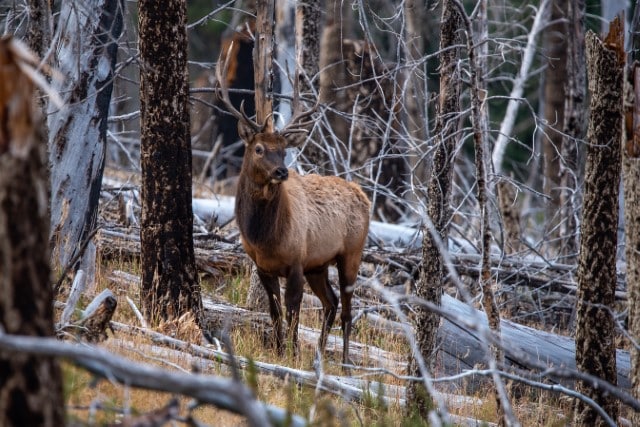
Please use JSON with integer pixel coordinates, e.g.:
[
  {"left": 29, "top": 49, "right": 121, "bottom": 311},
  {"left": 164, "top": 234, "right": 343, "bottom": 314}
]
[
  {"left": 0, "top": 333, "right": 303, "bottom": 427},
  {"left": 48, "top": 0, "right": 123, "bottom": 268}
]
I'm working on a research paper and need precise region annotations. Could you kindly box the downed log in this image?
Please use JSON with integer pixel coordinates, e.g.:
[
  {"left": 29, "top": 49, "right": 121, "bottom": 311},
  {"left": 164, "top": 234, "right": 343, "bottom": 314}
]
[
  {"left": 201, "top": 292, "right": 631, "bottom": 392},
  {"left": 57, "top": 289, "right": 117, "bottom": 343},
  {"left": 108, "top": 331, "right": 494, "bottom": 427}
]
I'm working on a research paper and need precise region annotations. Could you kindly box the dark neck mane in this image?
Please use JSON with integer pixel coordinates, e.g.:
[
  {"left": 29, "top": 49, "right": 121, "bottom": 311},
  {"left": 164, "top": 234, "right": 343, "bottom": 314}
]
[{"left": 236, "top": 175, "right": 290, "bottom": 248}]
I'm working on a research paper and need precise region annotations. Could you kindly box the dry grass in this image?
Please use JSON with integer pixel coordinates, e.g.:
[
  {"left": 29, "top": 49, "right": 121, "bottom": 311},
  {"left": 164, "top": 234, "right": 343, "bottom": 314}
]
[{"left": 56, "top": 255, "right": 588, "bottom": 427}]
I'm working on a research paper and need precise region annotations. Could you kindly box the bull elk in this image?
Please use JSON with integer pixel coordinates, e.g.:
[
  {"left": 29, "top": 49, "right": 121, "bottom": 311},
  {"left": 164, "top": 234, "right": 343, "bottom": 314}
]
[{"left": 216, "top": 50, "right": 371, "bottom": 366}]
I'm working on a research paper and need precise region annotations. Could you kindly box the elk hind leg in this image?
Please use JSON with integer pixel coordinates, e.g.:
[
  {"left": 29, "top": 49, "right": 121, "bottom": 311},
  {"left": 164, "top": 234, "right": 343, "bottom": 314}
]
[
  {"left": 306, "top": 267, "right": 338, "bottom": 357},
  {"left": 336, "top": 254, "right": 359, "bottom": 368}
]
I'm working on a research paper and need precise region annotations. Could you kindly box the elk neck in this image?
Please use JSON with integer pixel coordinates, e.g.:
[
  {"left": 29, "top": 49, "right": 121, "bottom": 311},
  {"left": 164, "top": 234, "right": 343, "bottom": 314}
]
[{"left": 235, "top": 172, "right": 292, "bottom": 248}]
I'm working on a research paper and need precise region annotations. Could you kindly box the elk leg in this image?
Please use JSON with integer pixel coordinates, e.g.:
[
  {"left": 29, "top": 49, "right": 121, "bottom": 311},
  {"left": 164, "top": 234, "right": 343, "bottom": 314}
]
[
  {"left": 337, "top": 255, "right": 358, "bottom": 369},
  {"left": 305, "top": 267, "right": 338, "bottom": 356},
  {"left": 284, "top": 265, "right": 305, "bottom": 356},
  {"left": 257, "top": 270, "right": 284, "bottom": 353}
]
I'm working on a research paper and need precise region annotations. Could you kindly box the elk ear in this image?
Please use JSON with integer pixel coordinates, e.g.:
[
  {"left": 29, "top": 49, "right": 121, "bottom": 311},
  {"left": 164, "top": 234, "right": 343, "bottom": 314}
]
[
  {"left": 237, "top": 119, "right": 255, "bottom": 145},
  {"left": 283, "top": 129, "right": 309, "bottom": 148}
]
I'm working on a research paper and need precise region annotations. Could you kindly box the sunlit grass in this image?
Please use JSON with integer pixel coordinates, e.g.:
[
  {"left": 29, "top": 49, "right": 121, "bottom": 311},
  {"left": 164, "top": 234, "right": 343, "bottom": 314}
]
[{"left": 55, "top": 252, "right": 586, "bottom": 426}]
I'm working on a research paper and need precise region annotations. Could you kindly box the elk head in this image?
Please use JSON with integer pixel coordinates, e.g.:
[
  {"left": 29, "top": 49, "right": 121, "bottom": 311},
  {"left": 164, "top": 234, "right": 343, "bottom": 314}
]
[{"left": 215, "top": 43, "right": 318, "bottom": 186}]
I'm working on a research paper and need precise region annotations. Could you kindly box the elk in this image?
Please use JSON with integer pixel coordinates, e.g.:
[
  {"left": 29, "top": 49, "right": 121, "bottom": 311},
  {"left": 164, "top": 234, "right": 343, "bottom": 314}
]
[{"left": 216, "top": 52, "right": 371, "bottom": 366}]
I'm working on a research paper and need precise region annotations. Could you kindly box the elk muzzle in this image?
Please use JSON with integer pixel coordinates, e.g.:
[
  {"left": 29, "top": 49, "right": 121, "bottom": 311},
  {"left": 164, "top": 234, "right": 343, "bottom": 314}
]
[{"left": 271, "top": 167, "right": 289, "bottom": 184}]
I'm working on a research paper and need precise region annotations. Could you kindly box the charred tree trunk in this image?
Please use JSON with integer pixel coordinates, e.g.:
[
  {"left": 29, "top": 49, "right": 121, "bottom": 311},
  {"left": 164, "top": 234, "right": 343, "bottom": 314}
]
[
  {"left": 295, "top": 0, "right": 322, "bottom": 96},
  {"left": 573, "top": 20, "right": 624, "bottom": 426},
  {"left": 48, "top": 0, "right": 124, "bottom": 272},
  {"left": 26, "top": 0, "right": 51, "bottom": 61},
  {"left": 406, "top": 0, "right": 462, "bottom": 419},
  {"left": 0, "top": 37, "right": 64, "bottom": 427},
  {"left": 139, "top": 0, "right": 203, "bottom": 325},
  {"left": 559, "top": 0, "right": 586, "bottom": 263}
]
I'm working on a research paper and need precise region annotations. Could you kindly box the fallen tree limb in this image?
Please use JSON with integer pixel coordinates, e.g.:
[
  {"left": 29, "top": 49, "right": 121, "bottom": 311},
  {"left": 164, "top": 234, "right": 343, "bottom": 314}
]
[{"left": 0, "top": 332, "right": 305, "bottom": 427}]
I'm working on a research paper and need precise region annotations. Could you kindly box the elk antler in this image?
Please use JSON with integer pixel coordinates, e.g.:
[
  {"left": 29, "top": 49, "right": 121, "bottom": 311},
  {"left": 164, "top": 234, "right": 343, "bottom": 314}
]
[
  {"left": 215, "top": 42, "right": 264, "bottom": 133},
  {"left": 279, "top": 70, "right": 319, "bottom": 139}
]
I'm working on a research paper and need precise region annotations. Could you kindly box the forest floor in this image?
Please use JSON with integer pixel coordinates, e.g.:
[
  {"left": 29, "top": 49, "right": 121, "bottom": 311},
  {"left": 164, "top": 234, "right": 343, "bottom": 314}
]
[{"left": 55, "top": 169, "right": 631, "bottom": 426}]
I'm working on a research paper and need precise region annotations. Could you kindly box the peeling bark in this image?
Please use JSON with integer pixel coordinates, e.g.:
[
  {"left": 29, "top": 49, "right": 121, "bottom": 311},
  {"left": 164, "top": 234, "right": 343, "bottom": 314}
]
[{"left": 48, "top": 0, "right": 124, "bottom": 271}]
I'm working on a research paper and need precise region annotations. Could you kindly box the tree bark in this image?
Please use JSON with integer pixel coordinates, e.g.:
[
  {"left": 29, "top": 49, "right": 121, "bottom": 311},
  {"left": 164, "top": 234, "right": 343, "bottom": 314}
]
[
  {"left": 254, "top": 0, "right": 276, "bottom": 131},
  {"left": 0, "top": 37, "right": 64, "bottom": 427},
  {"left": 26, "top": 0, "right": 51, "bottom": 58},
  {"left": 48, "top": 0, "right": 124, "bottom": 271},
  {"left": 295, "top": 0, "right": 323, "bottom": 96},
  {"left": 139, "top": 0, "right": 203, "bottom": 325},
  {"left": 406, "top": 0, "right": 462, "bottom": 419},
  {"left": 573, "top": 20, "right": 624, "bottom": 426}
]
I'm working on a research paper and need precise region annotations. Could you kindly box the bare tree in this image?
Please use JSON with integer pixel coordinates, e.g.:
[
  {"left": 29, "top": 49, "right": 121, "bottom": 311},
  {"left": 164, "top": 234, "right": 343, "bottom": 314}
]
[
  {"left": 0, "top": 37, "right": 64, "bottom": 427},
  {"left": 573, "top": 18, "right": 624, "bottom": 426},
  {"left": 48, "top": 0, "right": 124, "bottom": 275},
  {"left": 139, "top": 0, "right": 203, "bottom": 324},
  {"left": 406, "top": 0, "right": 461, "bottom": 419}
]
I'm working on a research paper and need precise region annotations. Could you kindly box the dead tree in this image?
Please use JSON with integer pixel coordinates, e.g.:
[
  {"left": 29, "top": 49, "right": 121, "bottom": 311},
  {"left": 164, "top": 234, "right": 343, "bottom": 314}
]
[
  {"left": 48, "top": 0, "right": 124, "bottom": 274},
  {"left": 406, "top": 0, "right": 462, "bottom": 419},
  {"left": 0, "top": 37, "right": 64, "bottom": 427},
  {"left": 139, "top": 0, "right": 203, "bottom": 325},
  {"left": 573, "top": 18, "right": 624, "bottom": 426}
]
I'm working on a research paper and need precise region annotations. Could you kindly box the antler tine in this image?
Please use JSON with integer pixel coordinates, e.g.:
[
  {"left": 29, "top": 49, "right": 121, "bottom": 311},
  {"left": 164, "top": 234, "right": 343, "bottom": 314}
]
[
  {"left": 280, "top": 74, "right": 319, "bottom": 136},
  {"left": 216, "top": 42, "right": 261, "bottom": 131}
]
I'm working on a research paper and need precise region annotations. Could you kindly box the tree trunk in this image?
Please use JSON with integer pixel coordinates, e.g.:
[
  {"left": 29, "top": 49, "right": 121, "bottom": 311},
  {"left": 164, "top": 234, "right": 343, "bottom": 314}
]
[
  {"left": 295, "top": 0, "right": 322, "bottom": 96},
  {"left": 0, "top": 37, "right": 64, "bottom": 427},
  {"left": 559, "top": 0, "right": 586, "bottom": 263},
  {"left": 48, "top": 0, "right": 124, "bottom": 272},
  {"left": 406, "top": 0, "right": 462, "bottom": 419},
  {"left": 542, "top": 0, "right": 567, "bottom": 243},
  {"left": 626, "top": 64, "right": 640, "bottom": 427},
  {"left": 573, "top": 20, "right": 624, "bottom": 426},
  {"left": 139, "top": 0, "right": 203, "bottom": 325},
  {"left": 26, "top": 0, "right": 51, "bottom": 57},
  {"left": 254, "top": 0, "right": 276, "bottom": 131}
]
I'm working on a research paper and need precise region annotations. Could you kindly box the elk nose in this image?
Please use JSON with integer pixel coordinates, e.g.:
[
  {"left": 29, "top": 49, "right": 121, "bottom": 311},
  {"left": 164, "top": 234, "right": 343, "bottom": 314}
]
[{"left": 274, "top": 167, "right": 289, "bottom": 181}]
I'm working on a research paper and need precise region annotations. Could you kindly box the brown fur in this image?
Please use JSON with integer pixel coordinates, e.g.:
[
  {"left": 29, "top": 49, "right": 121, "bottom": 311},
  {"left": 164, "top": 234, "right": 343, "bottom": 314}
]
[{"left": 235, "top": 127, "right": 370, "bottom": 366}]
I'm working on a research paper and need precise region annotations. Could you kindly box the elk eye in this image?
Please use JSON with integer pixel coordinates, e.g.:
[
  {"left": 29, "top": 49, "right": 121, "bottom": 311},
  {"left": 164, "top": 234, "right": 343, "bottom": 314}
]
[{"left": 255, "top": 144, "right": 264, "bottom": 155}]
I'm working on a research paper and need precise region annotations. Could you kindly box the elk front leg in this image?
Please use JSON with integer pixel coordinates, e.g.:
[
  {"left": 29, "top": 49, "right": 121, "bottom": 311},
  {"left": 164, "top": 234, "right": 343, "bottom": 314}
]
[
  {"left": 257, "top": 270, "right": 284, "bottom": 353},
  {"left": 284, "top": 265, "right": 305, "bottom": 356}
]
